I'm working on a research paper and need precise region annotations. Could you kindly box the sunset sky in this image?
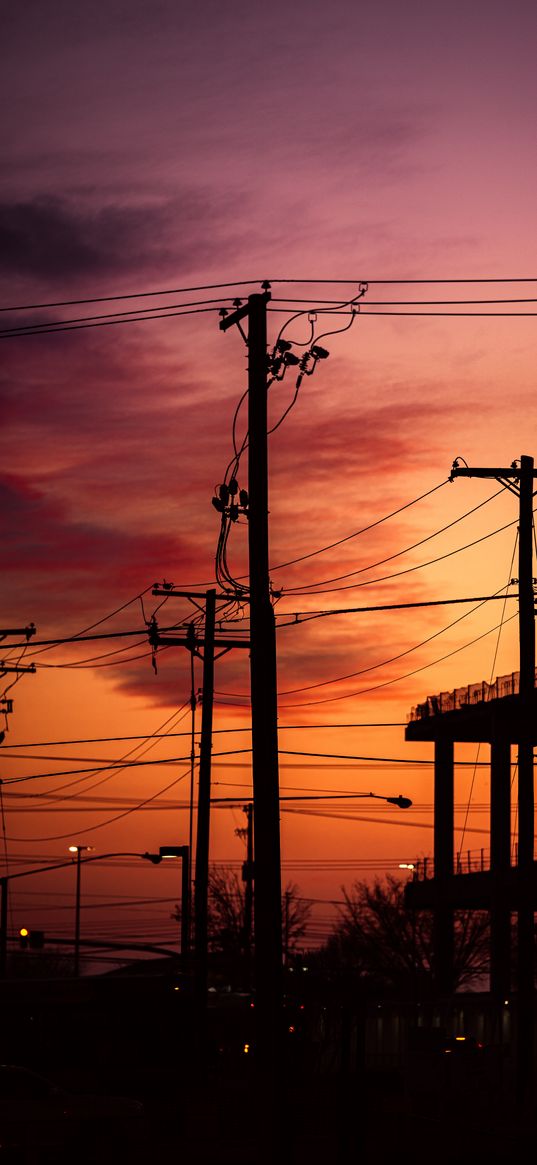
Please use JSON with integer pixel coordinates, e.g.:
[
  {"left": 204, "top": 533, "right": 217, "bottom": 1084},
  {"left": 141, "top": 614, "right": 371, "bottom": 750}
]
[{"left": 1, "top": 0, "right": 536, "bottom": 959}]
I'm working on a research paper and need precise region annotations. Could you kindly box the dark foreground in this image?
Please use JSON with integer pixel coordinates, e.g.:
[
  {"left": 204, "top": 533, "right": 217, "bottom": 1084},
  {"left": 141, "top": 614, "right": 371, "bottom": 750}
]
[{"left": 0, "top": 974, "right": 535, "bottom": 1163}]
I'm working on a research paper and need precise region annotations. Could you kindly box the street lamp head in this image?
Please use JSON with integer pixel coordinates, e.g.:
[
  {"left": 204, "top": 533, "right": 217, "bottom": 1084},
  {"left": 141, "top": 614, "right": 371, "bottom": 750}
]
[
  {"left": 159, "top": 846, "right": 187, "bottom": 859},
  {"left": 386, "top": 795, "right": 413, "bottom": 809},
  {"left": 68, "top": 845, "right": 95, "bottom": 854}
]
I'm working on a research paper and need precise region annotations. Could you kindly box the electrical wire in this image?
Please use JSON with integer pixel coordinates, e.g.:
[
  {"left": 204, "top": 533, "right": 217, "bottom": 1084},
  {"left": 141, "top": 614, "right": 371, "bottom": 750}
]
[
  {"left": 270, "top": 479, "right": 449, "bottom": 572},
  {"left": 2, "top": 764, "right": 193, "bottom": 842},
  {"left": 0, "top": 304, "right": 224, "bottom": 338},
  {"left": 0, "top": 280, "right": 265, "bottom": 313},
  {"left": 275, "top": 611, "right": 519, "bottom": 708},
  {"left": 0, "top": 723, "right": 404, "bottom": 748},
  {"left": 284, "top": 513, "right": 520, "bottom": 595},
  {"left": 274, "top": 592, "right": 518, "bottom": 628},
  {"left": 283, "top": 488, "right": 506, "bottom": 593},
  {"left": 218, "top": 586, "right": 510, "bottom": 699},
  {"left": 1, "top": 296, "right": 238, "bottom": 333},
  {"left": 33, "top": 702, "right": 192, "bottom": 802}
]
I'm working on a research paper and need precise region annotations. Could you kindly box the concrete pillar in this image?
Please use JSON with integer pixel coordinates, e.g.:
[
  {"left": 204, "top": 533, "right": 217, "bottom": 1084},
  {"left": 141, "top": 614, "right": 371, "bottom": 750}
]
[
  {"left": 490, "top": 739, "right": 511, "bottom": 998},
  {"left": 434, "top": 739, "right": 454, "bottom": 994}
]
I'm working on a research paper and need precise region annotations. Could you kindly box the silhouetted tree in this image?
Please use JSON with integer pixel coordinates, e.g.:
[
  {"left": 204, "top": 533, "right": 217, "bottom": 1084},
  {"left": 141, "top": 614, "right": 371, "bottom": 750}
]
[
  {"left": 322, "top": 876, "right": 489, "bottom": 995},
  {"left": 172, "top": 868, "right": 311, "bottom": 957}
]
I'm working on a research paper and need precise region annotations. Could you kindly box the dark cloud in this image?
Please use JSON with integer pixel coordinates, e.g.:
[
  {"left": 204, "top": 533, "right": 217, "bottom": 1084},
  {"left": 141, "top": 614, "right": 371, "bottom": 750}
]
[
  {"left": 0, "top": 193, "right": 230, "bottom": 282},
  {"left": 0, "top": 473, "right": 199, "bottom": 622}
]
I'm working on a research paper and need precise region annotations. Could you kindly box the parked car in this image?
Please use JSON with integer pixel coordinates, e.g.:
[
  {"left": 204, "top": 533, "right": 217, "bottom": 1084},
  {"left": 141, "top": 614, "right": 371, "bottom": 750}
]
[{"left": 0, "top": 1064, "right": 146, "bottom": 1162}]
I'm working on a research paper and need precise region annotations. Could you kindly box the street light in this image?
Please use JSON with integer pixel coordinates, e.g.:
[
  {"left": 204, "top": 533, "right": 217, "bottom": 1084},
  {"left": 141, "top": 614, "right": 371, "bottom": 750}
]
[
  {"left": 0, "top": 847, "right": 189, "bottom": 979},
  {"left": 142, "top": 846, "right": 190, "bottom": 963},
  {"left": 68, "top": 845, "right": 94, "bottom": 978}
]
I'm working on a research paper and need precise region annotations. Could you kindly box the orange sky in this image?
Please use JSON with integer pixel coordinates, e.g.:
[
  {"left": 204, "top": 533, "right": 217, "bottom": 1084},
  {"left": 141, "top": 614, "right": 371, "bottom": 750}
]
[{"left": 1, "top": 0, "right": 536, "bottom": 958}]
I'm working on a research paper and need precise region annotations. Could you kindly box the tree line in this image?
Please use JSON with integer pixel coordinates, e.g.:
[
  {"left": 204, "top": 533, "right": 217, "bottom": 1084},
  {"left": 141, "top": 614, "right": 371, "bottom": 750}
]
[{"left": 174, "top": 869, "right": 490, "bottom": 995}]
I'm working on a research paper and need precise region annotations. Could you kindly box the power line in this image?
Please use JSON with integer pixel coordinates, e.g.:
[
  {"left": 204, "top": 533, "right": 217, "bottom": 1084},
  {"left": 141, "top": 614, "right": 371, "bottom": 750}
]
[
  {"left": 2, "top": 764, "right": 193, "bottom": 842},
  {"left": 0, "top": 279, "right": 264, "bottom": 313},
  {"left": 276, "top": 611, "right": 518, "bottom": 708},
  {"left": 275, "top": 592, "right": 518, "bottom": 627},
  {"left": 5, "top": 304, "right": 537, "bottom": 340},
  {"left": 4, "top": 276, "right": 537, "bottom": 316},
  {"left": 218, "top": 586, "right": 512, "bottom": 698},
  {"left": 0, "top": 304, "right": 224, "bottom": 338},
  {"left": 285, "top": 513, "right": 519, "bottom": 595},
  {"left": 272, "top": 296, "right": 537, "bottom": 306},
  {"left": 282, "top": 489, "right": 504, "bottom": 593},
  {"left": 1, "top": 296, "right": 238, "bottom": 333},
  {"left": 0, "top": 723, "right": 404, "bottom": 750},
  {"left": 269, "top": 479, "right": 449, "bottom": 572}
]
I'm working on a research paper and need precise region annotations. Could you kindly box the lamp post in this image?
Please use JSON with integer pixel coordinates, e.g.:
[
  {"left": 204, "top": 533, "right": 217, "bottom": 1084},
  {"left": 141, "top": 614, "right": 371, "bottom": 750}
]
[
  {"left": 142, "top": 845, "right": 190, "bottom": 963},
  {"left": 68, "top": 845, "right": 94, "bottom": 978},
  {"left": 0, "top": 846, "right": 189, "bottom": 978}
]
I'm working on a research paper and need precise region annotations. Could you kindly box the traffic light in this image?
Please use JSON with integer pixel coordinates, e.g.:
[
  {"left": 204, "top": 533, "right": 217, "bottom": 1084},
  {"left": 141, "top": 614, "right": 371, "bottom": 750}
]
[{"left": 19, "top": 928, "right": 44, "bottom": 950}]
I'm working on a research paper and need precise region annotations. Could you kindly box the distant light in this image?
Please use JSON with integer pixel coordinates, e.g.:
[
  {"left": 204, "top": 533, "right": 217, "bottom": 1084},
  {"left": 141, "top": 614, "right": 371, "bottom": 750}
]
[
  {"left": 68, "top": 846, "right": 77, "bottom": 853},
  {"left": 399, "top": 863, "right": 415, "bottom": 870},
  {"left": 19, "top": 927, "right": 29, "bottom": 938},
  {"left": 504, "top": 999, "right": 509, "bottom": 1006},
  {"left": 455, "top": 1036, "right": 466, "bottom": 1042},
  {"left": 243, "top": 1043, "right": 250, "bottom": 1054},
  {"left": 288, "top": 1025, "right": 295, "bottom": 1034}
]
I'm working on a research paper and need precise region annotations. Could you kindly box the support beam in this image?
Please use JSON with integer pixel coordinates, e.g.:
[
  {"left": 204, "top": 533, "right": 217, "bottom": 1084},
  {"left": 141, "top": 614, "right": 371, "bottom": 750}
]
[
  {"left": 490, "top": 739, "right": 511, "bottom": 998},
  {"left": 433, "top": 739, "right": 454, "bottom": 993},
  {"left": 194, "top": 588, "right": 216, "bottom": 1032}
]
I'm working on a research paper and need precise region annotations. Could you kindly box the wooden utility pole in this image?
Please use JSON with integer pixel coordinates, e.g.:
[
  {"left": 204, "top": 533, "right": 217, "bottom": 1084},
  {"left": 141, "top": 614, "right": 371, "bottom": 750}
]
[
  {"left": 241, "top": 802, "right": 254, "bottom": 962},
  {"left": 451, "top": 455, "right": 537, "bottom": 1102},
  {"left": 149, "top": 589, "right": 249, "bottom": 984},
  {"left": 221, "top": 290, "right": 283, "bottom": 1158},
  {"left": 194, "top": 588, "right": 216, "bottom": 1011}
]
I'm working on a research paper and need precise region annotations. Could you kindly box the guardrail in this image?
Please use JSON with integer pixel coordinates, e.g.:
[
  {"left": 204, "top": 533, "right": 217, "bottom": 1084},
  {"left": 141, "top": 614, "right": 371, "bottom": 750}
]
[
  {"left": 408, "top": 669, "right": 537, "bottom": 721},
  {"left": 408, "top": 845, "right": 519, "bottom": 881}
]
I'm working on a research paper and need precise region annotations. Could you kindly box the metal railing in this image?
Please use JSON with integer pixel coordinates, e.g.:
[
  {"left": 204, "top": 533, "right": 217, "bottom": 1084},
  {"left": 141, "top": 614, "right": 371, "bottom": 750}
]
[
  {"left": 409, "top": 845, "right": 520, "bottom": 881},
  {"left": 408, "top": 669, "right": 537, "bottom": 722}
]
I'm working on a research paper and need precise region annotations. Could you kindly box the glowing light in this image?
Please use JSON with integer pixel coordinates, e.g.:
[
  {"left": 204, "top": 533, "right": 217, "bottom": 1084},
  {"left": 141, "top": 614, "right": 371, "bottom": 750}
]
[
  {"left": 19, "top": 928, "right": 29, "bottom": 938},
  {"left": 243, "top": 1043, "right": 250, "bottom": 1054}
]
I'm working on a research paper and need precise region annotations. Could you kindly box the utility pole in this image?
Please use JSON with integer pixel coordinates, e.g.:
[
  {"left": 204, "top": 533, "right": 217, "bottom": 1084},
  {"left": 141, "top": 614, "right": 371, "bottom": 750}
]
[
  {"left": 283, "top": 888, "right": 290, "bottom": 968},
  {"left": 187, "top": 622, "right": 199, "bottom": 957},
  {"left": 149, "top": 589, "right": 250, "bottom": 990},
  {"left": 221, "top": 289, "right": 283, "bottom": 1157},
  {"left": 193, "top": 588, "right": 216, "bottom": 1016},
  {"left": 451, "top": 455, "right": 537, "bottom": 1103},
  {"left": 237, "top": 802, "right": 254, "bottom": 974}
]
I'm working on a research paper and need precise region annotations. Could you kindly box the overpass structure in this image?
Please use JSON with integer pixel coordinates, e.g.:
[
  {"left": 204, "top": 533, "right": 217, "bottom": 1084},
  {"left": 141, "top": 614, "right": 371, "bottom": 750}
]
[
  {"left": 404, "top": 454, "right": 536, "bottom": 1103},
  {"left": 405, "top": 670, "right": 537, "bottom": 998}
]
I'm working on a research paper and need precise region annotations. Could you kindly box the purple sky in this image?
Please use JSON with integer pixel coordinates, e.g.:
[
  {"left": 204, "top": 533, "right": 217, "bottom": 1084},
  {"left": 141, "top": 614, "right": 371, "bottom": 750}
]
[{"left": 1, "top": 0, "right": 536, "bottom": 952}]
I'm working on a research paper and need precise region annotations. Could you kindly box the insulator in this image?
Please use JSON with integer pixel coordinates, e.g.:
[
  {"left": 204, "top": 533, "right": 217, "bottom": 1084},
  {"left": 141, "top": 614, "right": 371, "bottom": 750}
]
[
  {"left": 228, "top": 478, "right": 239, "bottom": 497},
  {"left": 229, "top": 503, "right": 239, "bottom": 522},
  {"left": 239, "top": 489, "right": 249, "bottom": 508},
  {"left": 211, "top": 496, "right": 225, "bottom": 513},
  {"left": 218, "top": 483, "right": 230, "bottom": 505}
]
